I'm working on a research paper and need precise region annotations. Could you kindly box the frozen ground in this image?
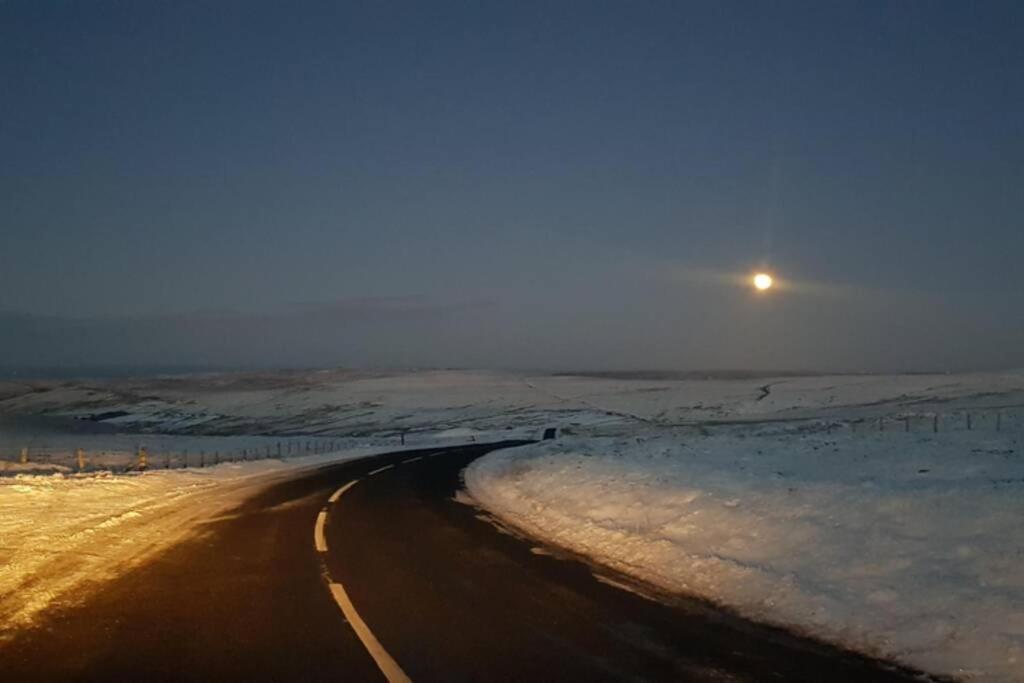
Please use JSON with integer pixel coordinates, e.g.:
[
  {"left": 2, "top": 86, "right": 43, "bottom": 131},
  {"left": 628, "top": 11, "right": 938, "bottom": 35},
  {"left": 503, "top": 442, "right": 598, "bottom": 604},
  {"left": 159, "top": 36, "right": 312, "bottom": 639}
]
[
  {"left": 4, "top": 367, "right": 1024, "bottom": 678},
  {"left": 0, "top": 445, "right": 426, "bottom": 635},
  {"left": 3, "top": 369, "right": 1024, "bottom": 444},
  {"left": 465, "top": 430, "right": 1024, "bottom": 682}
]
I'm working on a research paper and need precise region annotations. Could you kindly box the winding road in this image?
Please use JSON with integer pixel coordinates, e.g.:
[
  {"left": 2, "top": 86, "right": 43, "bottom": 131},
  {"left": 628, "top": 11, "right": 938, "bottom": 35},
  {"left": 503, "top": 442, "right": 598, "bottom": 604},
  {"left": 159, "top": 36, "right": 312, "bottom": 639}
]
[{"left": 2, "top": 442, "right": 937, "bottom": 682}]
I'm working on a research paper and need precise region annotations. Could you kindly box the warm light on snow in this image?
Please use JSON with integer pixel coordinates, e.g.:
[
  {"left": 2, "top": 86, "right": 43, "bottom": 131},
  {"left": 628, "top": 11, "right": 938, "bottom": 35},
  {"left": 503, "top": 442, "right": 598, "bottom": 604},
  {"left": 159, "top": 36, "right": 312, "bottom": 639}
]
[{"left": 753, "top": 272, "right": 774, "bottom": 291}]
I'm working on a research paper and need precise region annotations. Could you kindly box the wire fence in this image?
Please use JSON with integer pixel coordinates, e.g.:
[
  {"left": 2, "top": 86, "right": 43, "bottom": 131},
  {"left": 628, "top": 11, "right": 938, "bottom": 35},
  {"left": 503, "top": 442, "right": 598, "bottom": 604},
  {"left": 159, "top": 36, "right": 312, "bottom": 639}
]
[
  {"left": 839, "top": 408, "right": 1024, "bottom": 435},
  {"left": 570, "top": 407, "right": 1024, "bottom": 439},
  {"left": 0, "top": 436, "right": 350, "bottom": 474}
]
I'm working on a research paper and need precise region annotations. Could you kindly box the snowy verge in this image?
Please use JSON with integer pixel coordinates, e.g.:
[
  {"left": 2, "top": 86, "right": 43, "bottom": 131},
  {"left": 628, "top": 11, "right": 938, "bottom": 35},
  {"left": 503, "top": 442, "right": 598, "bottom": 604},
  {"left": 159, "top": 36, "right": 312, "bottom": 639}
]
[
  {"left": 0, "top": 446, "right": 396, "bottom": 635},
  {"left": 465, "top": 432, "right": 1024, "bottom": 682}
]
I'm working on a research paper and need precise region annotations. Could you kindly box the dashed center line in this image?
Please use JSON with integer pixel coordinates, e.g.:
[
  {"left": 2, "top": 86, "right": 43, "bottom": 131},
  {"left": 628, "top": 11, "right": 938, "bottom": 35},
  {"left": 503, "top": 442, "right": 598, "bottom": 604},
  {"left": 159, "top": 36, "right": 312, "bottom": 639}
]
[
  {"left": 316, "top": 476, "right": 412, "bottom": 683},
  {"left": 328, "top": 479, "right": 359, "bottom": 503},
  {"left": 327, "top": 582, "right": 412, "bottom": 683},
  {"left": 401, "top": 456, "right": 424, "bottom": 464},
  {"left": 314, "top": 509, "right": 329, "bottom": 552},
  {"left": 367, "top": 464, "right": 395, "bottom": 476}
]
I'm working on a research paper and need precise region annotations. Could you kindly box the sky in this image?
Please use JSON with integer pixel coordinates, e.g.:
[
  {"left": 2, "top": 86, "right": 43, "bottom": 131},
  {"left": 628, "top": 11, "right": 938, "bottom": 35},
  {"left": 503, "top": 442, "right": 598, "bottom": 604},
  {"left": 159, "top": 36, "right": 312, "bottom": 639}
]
[{"left": 3, "top": 1, "right": 1024, "bottom": 374}]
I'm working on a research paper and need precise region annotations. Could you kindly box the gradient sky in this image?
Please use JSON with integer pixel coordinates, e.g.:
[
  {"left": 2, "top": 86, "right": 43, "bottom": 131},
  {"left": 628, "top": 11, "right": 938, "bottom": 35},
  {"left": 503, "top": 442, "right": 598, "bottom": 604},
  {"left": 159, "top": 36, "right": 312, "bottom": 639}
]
[{"left": 3, "top": 1, "right": 1024, "bottom": 373}]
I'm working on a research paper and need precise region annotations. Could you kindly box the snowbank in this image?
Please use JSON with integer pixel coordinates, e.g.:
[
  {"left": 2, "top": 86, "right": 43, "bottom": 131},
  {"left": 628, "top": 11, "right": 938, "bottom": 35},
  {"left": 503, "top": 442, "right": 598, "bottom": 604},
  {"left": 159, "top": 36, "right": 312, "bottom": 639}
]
[
  {"left": 465, "top": 431, "right": 1024, "bottom": 681},
  {"left": 0, "top": 447, "right": 386, "bottom": 635}
]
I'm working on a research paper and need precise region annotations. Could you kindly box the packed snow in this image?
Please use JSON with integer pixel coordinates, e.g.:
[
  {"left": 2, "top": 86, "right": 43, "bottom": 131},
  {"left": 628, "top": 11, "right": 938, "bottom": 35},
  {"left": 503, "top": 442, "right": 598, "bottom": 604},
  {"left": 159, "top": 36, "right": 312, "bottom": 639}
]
[{"left": 465, "top": 429, "right": 1024, "bottom": 682}]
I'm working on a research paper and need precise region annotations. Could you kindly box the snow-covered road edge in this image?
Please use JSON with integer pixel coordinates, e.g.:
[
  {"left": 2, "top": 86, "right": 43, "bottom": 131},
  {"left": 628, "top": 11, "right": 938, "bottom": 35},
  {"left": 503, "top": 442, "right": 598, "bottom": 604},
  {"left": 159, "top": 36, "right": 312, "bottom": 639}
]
[
  {"left": 465, "top": 434, "right": 1024, "bottom": 682},
  {"left": 0, "top": 446, "right": 398, "bottom": 635}
]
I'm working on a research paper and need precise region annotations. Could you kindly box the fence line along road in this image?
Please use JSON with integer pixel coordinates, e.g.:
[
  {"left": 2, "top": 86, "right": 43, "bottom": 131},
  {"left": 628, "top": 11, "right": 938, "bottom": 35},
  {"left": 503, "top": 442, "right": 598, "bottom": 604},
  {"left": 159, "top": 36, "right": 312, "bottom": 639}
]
[{"left": 0, "top": 438, "right": 345, "bottom": 474}]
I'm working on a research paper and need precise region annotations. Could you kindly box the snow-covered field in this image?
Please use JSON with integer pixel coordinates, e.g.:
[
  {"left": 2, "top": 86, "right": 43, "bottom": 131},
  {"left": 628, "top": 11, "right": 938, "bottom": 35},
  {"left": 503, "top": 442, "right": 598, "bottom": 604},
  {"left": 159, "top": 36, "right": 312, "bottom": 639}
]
[
  {"left": 0, "top": 417, "right": 540, "bottom": 636},
  {"left": 3, "top": 368, "right": 1024, "bottom": 443},
  {"left": 4, "top": 367, "right": 1024, "bottom": 679},
  {"left": 465, "top": 430, "right": 1024, "bottom": 682},
  {"left": 0, "top": 447, "right": 393, "bottom": 636}
]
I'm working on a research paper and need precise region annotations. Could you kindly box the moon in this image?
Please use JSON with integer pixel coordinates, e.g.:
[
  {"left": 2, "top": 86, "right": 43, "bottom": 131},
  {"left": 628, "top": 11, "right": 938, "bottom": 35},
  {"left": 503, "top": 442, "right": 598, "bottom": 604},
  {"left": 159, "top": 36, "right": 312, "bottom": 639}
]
[{"left": 753, "top": 273, "right": 774, "bottom": 291}]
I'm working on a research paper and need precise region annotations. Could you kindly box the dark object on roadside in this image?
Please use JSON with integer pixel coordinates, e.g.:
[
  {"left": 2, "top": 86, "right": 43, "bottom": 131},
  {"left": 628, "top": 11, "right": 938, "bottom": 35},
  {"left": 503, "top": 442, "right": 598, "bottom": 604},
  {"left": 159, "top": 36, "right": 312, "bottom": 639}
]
[
  {"left": 77, "top": 410, "right": 130, "bottom": 422},
  {"left": 542, "top": 428, "right": 557, "bottom": 440}
]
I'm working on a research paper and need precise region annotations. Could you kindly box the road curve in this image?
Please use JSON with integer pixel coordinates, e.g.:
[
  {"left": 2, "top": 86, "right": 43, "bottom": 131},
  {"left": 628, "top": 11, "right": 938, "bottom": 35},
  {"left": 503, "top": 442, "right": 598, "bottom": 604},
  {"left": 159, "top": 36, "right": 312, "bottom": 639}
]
[{"left": 1, "top": 442, "right": 939, "bottom": 682}]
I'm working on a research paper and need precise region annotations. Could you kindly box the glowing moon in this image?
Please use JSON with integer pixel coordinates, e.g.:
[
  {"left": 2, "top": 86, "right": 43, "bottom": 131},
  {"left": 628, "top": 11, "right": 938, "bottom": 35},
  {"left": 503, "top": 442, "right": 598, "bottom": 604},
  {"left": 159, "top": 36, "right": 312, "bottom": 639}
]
[{"left": 753, "top": 273, "right": 774, "bottom": 291}]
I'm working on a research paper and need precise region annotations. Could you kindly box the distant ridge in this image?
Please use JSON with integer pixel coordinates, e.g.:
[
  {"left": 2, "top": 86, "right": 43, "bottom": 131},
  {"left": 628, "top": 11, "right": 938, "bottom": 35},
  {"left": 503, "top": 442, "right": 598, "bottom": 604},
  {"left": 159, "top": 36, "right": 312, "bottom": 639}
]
[{"left": 553, "top": 370, "right": 875, "bottom": 381}]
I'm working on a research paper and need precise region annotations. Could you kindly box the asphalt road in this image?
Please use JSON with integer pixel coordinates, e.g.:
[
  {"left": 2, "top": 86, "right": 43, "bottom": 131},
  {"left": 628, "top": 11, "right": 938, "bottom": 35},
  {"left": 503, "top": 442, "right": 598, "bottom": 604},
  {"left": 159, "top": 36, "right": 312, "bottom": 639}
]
[{"left": 1, "top": 442, "right": 939, "bottom": 682}]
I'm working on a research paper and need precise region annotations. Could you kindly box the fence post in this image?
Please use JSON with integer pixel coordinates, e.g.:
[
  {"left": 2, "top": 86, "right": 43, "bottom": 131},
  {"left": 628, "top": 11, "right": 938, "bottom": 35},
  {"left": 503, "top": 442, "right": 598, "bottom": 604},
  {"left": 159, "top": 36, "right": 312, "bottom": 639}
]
[
  {"left": 967, "top": 413, "right": 973, "bottom": 431},
  {"left": 879, "top": 417, "right": 884, "bottom": 432},
  {"left": 138, "top": 446, "right": 148, "bottom": 471},
  {"left": 20, "top": 447, "right": 28, "bottom": 464},
  {"left": 933, "top": 415, "right": 939, "bottom": 433},
  {"left": 200, "top": 450, "right": 205, "bottom": 468},
  {"left": 76, "top": 448, "right": 86, "bottom": 472},
  {"left": 277, "top": 442, "right": 282, "bottom": 458},
  {"left": 904, "top": 417, "right": 910, "bottom": 433}
]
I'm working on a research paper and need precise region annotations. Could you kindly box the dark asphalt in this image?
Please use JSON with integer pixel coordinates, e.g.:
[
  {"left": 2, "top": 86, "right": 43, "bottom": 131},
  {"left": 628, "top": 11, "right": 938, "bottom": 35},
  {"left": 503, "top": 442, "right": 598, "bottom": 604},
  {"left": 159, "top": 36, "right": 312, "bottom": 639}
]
[{"left": 1, "top": 442, "right": 940, "bottom": 682}]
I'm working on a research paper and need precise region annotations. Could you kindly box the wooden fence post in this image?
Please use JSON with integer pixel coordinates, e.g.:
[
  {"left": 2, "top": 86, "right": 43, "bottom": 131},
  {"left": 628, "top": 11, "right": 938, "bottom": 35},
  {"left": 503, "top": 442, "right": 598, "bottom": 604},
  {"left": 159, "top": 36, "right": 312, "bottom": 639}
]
[
  {"left": 20, "top": 447, "right": 28, "bottom": 464},
  {"left": 138, "top": 446, "right": 148, "bottom": 471},
  {"left": 933, "top": 415, "right": 939, "bottom": 433},
  {"left": 967, "top": 413, "right": 973, "bottom": 431},
  {"left": 76, "top": 448, "right": 86, "bottom": 472}
]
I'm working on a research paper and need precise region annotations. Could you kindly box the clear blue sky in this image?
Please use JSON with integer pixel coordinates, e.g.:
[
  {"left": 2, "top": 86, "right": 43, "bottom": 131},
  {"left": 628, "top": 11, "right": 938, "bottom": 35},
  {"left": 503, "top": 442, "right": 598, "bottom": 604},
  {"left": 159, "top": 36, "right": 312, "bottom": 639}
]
[{"left": 3, "top": 1, "right": 1023, "bottom": 373}]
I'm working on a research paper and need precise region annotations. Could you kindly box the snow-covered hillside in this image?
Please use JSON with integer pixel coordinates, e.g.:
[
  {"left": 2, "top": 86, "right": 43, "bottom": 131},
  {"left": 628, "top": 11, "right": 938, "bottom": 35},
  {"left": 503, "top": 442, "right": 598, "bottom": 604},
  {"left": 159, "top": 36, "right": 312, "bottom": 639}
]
[
  {"left": 465, "top": 431, "right": 1024, "bottom": 682},
  {"left": 2, "top": 369, "right": 1023, "bottom": 441},
  {"left": 4, "top": 367, "right": 1024, "bottom": 678}
]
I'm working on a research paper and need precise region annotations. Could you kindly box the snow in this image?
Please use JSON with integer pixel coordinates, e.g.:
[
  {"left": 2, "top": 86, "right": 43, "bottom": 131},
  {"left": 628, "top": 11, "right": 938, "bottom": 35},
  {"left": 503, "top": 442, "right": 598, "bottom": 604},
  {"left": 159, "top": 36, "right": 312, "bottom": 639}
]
[
  {"left": 0, "top": 446, "right": 395, "bottom": 635},
  {"left": 5, "top": 369, "right": 1023, "bottom": 444},
  {"left": 4, "top": 367, "right": 1024, "bottom": 678},
  {"left": 465, "top": 430, "right": 1024, "bottom": 682}
]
